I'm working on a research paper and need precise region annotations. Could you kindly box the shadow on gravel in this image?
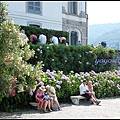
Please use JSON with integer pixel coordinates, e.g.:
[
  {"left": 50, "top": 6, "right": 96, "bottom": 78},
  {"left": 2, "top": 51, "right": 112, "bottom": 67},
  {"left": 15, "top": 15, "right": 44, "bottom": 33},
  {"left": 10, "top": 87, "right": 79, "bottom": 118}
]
[
  {"left": 79, "top": 101, "right": 102, "bottom": 106},
  {"left": 66, "top": 100, "right": 102, "bottom": 107}
]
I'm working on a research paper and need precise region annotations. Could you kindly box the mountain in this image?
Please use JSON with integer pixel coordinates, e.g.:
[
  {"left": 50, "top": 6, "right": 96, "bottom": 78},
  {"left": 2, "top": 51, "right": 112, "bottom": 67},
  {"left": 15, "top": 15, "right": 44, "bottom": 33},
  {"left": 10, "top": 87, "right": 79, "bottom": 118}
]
[{"left": 88, "top": 22, "right": 120, "bottom": 49}]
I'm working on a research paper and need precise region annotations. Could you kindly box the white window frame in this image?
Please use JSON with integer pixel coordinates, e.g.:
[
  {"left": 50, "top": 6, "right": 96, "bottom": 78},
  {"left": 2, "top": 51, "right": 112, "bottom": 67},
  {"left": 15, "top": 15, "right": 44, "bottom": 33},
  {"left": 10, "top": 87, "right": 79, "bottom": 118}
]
[
  {"left": 68, "top": 1, "right": 77, "bottom": 15},
  {"left": 27, "top": 1, "right": 41, "bottom": 14}
]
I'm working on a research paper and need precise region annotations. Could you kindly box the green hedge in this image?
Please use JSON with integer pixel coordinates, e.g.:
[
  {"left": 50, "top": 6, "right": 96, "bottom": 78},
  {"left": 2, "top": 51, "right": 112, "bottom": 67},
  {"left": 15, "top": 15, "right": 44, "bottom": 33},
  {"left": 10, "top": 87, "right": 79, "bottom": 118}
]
[
  {"left": 27, "top": 43, "right": 115, "bottom": 74},
  {"left": 20, "top": 26, "right": 69, "bottom": 44}
]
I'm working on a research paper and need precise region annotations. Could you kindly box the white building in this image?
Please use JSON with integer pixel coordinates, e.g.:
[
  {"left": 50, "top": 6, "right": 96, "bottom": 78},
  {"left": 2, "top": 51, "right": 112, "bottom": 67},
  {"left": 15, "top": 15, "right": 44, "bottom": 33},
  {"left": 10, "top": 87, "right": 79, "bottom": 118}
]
[{"left": 4, "top": 1, "right": 88, "bottom": 45}]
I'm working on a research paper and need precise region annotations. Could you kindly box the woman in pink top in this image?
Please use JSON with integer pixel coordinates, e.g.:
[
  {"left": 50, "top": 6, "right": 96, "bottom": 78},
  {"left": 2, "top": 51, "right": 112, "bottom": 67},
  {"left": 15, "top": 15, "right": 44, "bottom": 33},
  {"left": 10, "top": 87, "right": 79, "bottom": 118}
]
[{"left": 35, "top": 86, "right": 52, "bottom": 113}]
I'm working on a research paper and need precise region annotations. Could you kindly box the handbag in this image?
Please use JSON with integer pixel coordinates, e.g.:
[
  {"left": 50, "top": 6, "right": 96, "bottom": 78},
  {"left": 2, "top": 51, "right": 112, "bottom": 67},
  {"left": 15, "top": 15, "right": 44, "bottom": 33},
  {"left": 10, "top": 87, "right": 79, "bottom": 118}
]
[
  {"left": 39, "top": 100, "right": 44, "bottom": 108},
  {"left": 42, "top": 93, "right": 50, "bottom": 100}
]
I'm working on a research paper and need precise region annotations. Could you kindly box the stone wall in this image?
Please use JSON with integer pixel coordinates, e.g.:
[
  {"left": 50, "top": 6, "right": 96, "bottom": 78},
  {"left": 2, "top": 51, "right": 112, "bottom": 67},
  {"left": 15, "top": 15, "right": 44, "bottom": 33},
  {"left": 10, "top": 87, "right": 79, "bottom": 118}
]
[{"left": 62, "top": 18, "right": 87, "bottom": 46}]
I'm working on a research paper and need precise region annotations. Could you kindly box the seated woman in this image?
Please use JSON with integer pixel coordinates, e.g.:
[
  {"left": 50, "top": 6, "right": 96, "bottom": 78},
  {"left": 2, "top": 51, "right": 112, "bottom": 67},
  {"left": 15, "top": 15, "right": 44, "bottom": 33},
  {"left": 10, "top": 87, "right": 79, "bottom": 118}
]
[
  {"left": 46, "top": 85, "right": 61, "bottom": 111},
  {"left": 35, "top": 86, "right": 52, "bottom": 113},
  {"left": 87, "top": 81, "right": 101, "bottom": 105}
]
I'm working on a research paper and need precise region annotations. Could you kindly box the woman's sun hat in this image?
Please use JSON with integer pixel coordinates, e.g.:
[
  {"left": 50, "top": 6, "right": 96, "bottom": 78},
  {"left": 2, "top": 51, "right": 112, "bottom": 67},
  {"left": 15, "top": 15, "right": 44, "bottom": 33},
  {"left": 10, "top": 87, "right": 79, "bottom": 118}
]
[
  {"left": 46, "top": 85, "right": 50, "bottom": 88},
  {"left": 39, "top": 86, "right": 46, "bottom": 91}
]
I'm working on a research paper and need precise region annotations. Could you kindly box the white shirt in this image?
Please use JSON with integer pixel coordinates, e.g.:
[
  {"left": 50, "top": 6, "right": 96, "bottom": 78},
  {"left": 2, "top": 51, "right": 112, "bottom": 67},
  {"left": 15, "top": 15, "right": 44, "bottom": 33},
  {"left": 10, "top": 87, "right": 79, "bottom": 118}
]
[
  {"left": 79, "top": 83, "right": 89, "bottom": 95},
  {"left": 52, "top": 36, "right": 58, "bottom": 45},
  {"left": 76, "top": 41, "right": 81, "bottom": 46},
  {"left": 39, "top": 34, "right": 47, "bottom": 44},
  {"left": 20, "top": 33, "right": 29, "bottom": 41},
  {"left": 47, "top": 86, "right": 57, "bottom": 101}
]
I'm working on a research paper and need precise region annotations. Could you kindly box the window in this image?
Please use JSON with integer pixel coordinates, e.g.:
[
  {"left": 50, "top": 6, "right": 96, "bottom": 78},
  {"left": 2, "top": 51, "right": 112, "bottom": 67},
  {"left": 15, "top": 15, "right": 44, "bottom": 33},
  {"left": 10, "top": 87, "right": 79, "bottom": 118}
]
[
  {"left": 29, "top": 24, "right": 40, "bottom": 28},
  {"left": 27, "top": 21, "right": 41, "bottom": 28},
  {"left": 69, "top": 2, "right": 77, "bottom": 15},
  {"left": 71, "top": 31, "right": 78, "bottom": 45},
  {"left": 27, "top": 1, "right": 41, "bottom": 14}
]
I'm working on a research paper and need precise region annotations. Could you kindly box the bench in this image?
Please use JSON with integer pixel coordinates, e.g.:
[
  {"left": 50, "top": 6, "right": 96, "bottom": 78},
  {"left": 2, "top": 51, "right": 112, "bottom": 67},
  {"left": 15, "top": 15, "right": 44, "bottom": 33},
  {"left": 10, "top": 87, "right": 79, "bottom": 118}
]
[
  {"left": 70, "top": 95, "right": 86, "bottom": 105},
  {"left": 29, "top": 102, "right": 45, "bottom": 110},
  {"left": 29, "top": 102, "right": 39, "bottom": 107},
  {"left": 29, "top": 101, "right": 57, "bottom": 110}
]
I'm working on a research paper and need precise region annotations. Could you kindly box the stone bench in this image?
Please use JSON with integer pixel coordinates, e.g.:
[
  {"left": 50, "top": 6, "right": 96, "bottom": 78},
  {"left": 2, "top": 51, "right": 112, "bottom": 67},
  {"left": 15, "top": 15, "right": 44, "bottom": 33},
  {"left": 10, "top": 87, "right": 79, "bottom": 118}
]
[
  {"left": 29, "top": 102, "right": 39, "bottom": 107},
  {"left": 70, "top": 95, "right": 86, "bottom": 105},
  {"left": 29, "top": 101, "right": 57, "bottom": 110},
  {"left": 29, "top": 102, "right": 45, "bottom": 110}
]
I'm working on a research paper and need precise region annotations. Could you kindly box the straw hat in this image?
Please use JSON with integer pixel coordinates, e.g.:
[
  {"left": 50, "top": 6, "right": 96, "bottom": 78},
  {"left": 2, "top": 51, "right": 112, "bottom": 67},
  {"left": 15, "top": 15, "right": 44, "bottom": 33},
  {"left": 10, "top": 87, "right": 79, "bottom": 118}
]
[
  {"left": 39, "top": 86, "right": 46, "bottom": 91},
  {"left": 46, "top": 85, "right": 50, "bottom": 88}
]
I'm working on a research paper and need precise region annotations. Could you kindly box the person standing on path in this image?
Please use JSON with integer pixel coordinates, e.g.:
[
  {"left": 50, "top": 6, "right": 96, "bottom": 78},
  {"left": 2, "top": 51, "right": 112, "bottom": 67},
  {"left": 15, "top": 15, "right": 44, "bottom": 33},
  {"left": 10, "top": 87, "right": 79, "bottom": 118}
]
[
  {"left": 39, "top": 33, "right": 47, "bottom": 44},
  {"left": 76, "top": 40, "right": 81, "bottom": 46},
  {"left": 30, "top": 31, "right": 38, "bottom": 44},
  {"left": 50, "top": 35, "right": 59, "bottom": 45}
]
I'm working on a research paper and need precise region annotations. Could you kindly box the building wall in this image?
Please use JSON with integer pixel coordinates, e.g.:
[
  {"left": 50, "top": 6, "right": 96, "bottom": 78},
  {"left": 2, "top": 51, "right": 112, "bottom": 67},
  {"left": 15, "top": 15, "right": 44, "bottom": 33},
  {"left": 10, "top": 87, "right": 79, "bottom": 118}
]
[
  {"left": 5, "top": 1, "right": 88, "bottom": 45},
  {"left": 5, "top": 1, "right": 62, "bottom": 30},
  {"left": 62, "top": 1, "right": 88, "bottom": 45}
]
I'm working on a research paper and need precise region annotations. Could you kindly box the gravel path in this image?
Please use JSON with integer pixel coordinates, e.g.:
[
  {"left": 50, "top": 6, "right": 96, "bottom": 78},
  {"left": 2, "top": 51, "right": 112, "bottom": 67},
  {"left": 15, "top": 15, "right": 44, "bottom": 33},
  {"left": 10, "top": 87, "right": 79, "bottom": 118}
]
[{"left": 0, "top": 97, "right": 120, "bottom": 119}]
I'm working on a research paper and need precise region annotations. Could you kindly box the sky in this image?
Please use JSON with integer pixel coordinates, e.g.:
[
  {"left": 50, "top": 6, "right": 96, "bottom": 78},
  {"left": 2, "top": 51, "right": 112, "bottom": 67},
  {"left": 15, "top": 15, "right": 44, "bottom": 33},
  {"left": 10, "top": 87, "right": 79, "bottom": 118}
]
[{"left": 87, "top": 1, "right": 120, "bottom": 25}]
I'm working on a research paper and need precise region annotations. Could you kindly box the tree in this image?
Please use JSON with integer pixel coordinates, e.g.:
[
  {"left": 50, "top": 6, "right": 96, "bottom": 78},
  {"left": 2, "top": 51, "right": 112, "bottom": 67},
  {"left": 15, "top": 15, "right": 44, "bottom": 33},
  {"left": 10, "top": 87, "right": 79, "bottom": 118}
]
[{"left": 0, "top": 1, "right": 43, "bottom": 102}]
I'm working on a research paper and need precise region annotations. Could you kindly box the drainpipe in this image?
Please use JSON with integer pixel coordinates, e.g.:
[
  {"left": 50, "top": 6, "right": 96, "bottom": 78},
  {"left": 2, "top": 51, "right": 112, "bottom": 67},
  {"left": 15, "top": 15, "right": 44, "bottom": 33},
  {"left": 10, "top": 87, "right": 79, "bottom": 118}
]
[
  {"left": 86, "top": 13, "right": 88, "bottom": 45},
  {"left": 85, "top": 1, "right": 88, "bottom": 45}
]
